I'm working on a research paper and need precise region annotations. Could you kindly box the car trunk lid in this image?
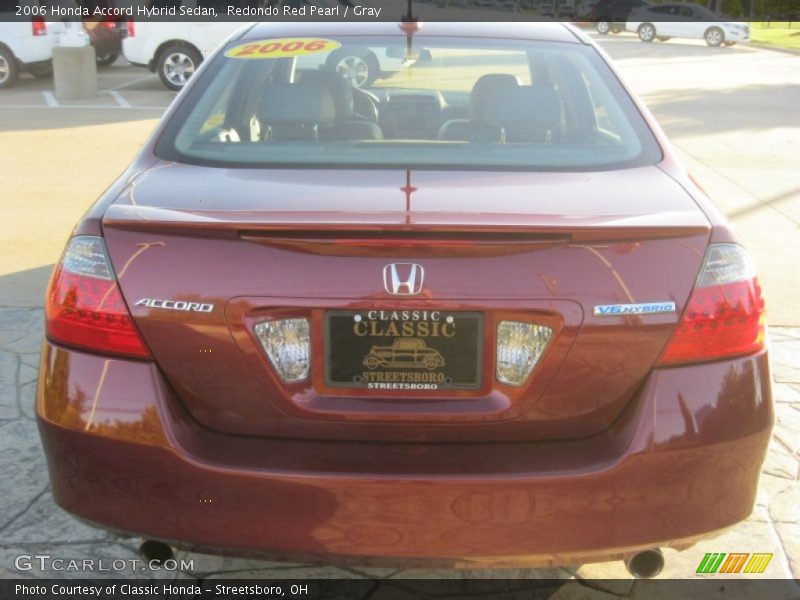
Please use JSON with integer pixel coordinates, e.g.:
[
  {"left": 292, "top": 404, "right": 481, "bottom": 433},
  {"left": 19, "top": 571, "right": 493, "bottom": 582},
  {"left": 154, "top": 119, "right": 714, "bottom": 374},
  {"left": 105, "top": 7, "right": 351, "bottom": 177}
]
[{"left": 102, "top": 164, "right": 709, "bottom": 442}]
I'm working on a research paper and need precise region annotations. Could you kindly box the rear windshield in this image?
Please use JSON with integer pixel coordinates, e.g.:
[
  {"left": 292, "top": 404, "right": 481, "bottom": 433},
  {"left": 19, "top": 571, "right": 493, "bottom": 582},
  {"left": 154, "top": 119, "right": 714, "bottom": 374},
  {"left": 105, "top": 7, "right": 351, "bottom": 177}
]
[{"left": 155, "top": 35, "right": 662, "bottom": 171}]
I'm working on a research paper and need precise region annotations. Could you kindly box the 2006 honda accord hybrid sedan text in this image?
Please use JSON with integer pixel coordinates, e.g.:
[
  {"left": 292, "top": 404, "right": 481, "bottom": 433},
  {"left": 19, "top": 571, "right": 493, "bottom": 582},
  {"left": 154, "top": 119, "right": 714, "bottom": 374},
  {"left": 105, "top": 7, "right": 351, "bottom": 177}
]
[{"left": 36, "top": 22, "right": 772, "bottom": 572}]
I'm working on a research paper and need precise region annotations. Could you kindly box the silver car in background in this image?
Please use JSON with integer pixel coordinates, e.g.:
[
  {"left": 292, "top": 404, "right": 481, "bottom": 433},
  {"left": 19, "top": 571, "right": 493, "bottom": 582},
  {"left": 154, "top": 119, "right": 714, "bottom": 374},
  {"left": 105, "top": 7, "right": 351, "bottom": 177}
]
[{"left": 627, "top": 3, "right": 750, "bottom": 46}]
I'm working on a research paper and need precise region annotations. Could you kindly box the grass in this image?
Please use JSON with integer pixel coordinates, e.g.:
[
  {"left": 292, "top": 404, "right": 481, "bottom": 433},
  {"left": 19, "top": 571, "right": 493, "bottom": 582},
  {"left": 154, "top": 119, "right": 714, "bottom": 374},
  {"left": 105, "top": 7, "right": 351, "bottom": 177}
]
[{"left": 749, "top": 21, "right": 800, "bottom": 51}]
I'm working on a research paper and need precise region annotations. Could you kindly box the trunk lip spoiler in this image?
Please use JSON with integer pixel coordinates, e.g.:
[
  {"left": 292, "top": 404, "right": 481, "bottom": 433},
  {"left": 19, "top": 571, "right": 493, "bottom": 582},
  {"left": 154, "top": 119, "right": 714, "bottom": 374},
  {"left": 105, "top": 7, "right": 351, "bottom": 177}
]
[{"left": 103, "top": 205, "right": 710, "bottom": 242}]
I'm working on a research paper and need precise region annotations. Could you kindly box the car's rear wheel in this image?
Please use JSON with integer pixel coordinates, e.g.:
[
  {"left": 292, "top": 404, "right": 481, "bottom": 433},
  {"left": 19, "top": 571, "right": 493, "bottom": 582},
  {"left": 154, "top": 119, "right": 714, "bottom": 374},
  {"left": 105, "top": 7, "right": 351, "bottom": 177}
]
[
  {"left": 28, "top": 62, "right": 53, "bottom": 79},
  {"left": 638, "top": 23, "right": 656, "bottom": 42},
  {"left": 0, "top": 47, "right": 18, "bottom": 89},
  {"left": 705, "top": 27, "right": 725, "bottom": 47},
  {"left": 326, "top": 49, "right": 378, "bottom": 89},
  {"left": 157, "top": 44, "right": 201, "bottom": 91},
  {"left": 596, "top": 20, "right": 611, "bottom": 34},
  {"left": 96, "top": 52, "right": 119, "bottom": 68}
]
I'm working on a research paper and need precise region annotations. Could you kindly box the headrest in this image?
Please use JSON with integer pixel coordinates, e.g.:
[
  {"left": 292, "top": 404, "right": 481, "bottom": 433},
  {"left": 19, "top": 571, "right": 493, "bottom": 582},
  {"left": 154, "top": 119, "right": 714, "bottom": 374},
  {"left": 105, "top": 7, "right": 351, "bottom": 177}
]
[
  {"left": 300, "top": 70, "right": 355, "bottom": 119},
  {"left": 469, "top": 73, "right": 520, "bottom": 122},
  {"left": 259, "top": 84, "right": 336, "bottom": 125},
  {"left": 481, "top": 85, "right": 561, "bottom": 134}
]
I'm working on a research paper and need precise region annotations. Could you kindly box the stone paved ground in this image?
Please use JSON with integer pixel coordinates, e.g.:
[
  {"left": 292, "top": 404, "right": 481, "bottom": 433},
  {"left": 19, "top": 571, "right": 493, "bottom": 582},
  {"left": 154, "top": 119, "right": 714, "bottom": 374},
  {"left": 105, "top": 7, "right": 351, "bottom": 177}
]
[{"left": 1, "top": 307, "right": 798, "bottom": 596}]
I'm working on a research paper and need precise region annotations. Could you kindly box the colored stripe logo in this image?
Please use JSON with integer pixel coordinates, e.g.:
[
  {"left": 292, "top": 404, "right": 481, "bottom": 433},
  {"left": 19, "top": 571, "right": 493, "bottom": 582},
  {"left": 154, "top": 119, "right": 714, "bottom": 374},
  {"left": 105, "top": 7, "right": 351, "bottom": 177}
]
[{"left": 696, "top": 552, "right": 772, "bottom": 574}]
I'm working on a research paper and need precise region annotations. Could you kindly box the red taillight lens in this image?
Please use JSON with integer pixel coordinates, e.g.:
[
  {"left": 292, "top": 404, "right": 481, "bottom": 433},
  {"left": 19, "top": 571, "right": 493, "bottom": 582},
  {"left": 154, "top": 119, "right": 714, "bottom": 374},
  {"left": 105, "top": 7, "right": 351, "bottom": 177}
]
[
  {"left": 126, "top": 20, "right": 135, "bottom": 37},
  {"left": 32, "top": 18, "right": 47, "bottom": 37},
  {"left": 657, "top": 244, "right": 765, "bottom": 366},
  {"left": 46, "top": 237, "right": 150, "bottom": 359}
]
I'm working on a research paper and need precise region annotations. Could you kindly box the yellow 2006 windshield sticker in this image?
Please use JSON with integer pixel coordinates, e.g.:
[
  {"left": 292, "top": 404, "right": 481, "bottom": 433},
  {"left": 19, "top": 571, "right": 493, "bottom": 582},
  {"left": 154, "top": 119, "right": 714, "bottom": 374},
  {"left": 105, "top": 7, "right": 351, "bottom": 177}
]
[{"left": 226, "top": 38, "right": 341, "bottom": 59}]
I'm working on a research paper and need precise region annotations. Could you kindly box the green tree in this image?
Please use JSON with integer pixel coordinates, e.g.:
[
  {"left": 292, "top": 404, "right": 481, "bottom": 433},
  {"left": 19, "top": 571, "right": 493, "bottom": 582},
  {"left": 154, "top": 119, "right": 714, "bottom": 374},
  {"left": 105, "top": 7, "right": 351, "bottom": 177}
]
[{"left": 723, "top": 0, "right": 743, "bottom": 17}]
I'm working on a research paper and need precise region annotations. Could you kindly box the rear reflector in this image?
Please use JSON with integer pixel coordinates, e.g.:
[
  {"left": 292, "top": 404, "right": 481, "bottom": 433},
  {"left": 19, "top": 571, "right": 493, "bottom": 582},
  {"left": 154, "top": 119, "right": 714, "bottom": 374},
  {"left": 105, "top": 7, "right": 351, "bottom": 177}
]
[
  {"left": 657, "top": 244, "right": 765, "bottom": 365},
  {"left": 254, "top": 319, "right": 310, "bottom": 382},
  {"left": 496, "top": 321, "right": 553, "bottom": 386},
  {"left": 46, "top": 236, "right": 150, "bottom": 359}
]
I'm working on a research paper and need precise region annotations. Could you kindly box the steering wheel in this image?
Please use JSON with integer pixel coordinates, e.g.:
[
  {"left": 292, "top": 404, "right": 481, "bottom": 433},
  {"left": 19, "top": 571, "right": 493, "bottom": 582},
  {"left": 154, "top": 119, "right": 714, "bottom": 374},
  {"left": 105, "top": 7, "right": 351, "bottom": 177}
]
[{"left": 352, "top": 87, "right": 380, "bottom": 123}]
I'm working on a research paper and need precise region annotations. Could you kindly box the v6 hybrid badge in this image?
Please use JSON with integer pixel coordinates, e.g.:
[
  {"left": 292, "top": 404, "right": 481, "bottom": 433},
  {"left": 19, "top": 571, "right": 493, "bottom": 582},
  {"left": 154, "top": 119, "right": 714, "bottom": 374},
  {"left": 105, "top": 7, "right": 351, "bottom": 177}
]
[
  {"left": 593, "top": 302, "right": 676, "bottom": 316},
  {"left": 134, "top": 298, "right": 214, "bottom": 313}
]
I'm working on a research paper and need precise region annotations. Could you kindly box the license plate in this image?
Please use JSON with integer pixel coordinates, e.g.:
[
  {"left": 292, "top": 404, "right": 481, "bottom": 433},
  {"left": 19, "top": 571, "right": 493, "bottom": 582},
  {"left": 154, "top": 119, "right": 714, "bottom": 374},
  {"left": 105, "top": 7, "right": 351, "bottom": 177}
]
[{"left": 325, "top": 310, "right": 483, "bottom": 391}]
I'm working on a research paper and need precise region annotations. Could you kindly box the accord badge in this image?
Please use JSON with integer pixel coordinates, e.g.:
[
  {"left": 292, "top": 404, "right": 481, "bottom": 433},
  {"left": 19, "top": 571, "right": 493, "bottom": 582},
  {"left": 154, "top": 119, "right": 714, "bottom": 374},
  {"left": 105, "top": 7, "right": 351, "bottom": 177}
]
[{"left": 135, "top": 298, "right": 214, "bottom": 313}]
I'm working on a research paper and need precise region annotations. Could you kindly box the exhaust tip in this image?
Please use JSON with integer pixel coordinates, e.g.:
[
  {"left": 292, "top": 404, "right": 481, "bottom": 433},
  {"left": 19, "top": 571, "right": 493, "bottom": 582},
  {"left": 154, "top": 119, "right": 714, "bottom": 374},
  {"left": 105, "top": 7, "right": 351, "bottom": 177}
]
[
  {"left": 139, "top": 540, "right": 174, "bottom": 565},
  {"left": 625, "top": 548, "right": 664, "bottom": 579}
]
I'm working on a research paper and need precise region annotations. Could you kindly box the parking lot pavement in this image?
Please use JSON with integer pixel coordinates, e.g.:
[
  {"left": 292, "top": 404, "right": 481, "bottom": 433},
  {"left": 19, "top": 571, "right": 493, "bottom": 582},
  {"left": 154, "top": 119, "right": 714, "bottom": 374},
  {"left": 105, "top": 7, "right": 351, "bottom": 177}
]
[
  {"left": 0, "top": 62, "right": 172, "bottom": 111},
  {"left": 0, "top": 63, "right": 170, "bottom": 308},
  {"left": 594, "top": 33, "right": 800, "bottom": 327},
  {"left": 0, "top": 39, "right": 799, "bottom": 589}
]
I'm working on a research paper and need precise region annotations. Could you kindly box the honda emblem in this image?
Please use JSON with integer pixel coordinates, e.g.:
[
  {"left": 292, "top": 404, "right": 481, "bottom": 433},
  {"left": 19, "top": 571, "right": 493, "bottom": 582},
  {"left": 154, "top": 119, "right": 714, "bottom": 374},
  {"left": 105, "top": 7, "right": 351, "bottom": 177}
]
[{"left": 383, "top": 263, "right": 424, "bottom": 296}]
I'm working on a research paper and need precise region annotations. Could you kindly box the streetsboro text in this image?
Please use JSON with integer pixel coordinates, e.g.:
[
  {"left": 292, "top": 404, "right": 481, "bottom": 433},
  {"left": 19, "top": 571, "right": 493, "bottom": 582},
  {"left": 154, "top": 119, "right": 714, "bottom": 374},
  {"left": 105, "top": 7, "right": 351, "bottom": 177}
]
[{"left": 44, "top": 5, "right": 218, "bottom": 18}]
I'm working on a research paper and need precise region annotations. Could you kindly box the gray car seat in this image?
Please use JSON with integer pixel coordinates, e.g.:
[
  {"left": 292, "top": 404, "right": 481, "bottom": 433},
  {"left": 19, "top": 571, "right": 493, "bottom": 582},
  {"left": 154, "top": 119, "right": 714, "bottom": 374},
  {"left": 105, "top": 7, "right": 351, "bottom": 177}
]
[
  {"left": 259, "top": 83, "right": 337, "bottom": 142},
  {"left": 437, "top": 73, "right": 520, "bottom": 141},
  {"left": 300, "top": 71, "right": 383, "bottom": 141},
  {"left": 480, "top": 84, "right": 562, "bottom": 143}
]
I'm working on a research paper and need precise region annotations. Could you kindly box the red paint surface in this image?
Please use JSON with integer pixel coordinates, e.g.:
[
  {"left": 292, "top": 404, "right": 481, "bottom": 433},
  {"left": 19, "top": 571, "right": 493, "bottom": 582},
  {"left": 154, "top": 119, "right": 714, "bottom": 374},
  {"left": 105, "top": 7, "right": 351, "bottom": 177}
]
[{"left": 35, "top": 25, "right": 773, "bottom": 564}]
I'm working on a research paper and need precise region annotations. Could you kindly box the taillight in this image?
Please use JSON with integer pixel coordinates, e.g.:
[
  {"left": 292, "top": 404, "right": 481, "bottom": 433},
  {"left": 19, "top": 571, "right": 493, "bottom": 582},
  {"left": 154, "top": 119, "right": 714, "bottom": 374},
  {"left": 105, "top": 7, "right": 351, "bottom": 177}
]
[
  {"left": 126, "top": 20, "right": 135, "bottom": 37},
  {"left": 46, "top": 236, "right": 150, "bottom": 359},
  {"left": 32, "top": 18, "right": 47, "bottom": 37},
  {"left": 657, "top": 244, "right": 765, "bottom": 366}
]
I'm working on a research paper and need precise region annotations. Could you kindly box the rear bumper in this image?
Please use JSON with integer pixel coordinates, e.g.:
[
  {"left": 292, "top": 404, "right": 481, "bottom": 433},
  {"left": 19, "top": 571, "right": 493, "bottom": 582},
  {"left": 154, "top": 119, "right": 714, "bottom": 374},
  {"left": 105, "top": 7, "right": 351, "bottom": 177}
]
[
  {"left": 36, "top": 340, "right": 773, "bottom": 566},
  {"left": 122, "top": 37, "right": 156, "bottom": 71}
]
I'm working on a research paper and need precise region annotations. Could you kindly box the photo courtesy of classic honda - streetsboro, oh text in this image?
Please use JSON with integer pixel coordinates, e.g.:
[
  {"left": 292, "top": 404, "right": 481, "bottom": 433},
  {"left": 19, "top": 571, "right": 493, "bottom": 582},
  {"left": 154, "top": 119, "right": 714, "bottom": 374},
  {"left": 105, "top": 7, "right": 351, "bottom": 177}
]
[{"left": 36, "top": 21, "right": 771, "bottom": 577}]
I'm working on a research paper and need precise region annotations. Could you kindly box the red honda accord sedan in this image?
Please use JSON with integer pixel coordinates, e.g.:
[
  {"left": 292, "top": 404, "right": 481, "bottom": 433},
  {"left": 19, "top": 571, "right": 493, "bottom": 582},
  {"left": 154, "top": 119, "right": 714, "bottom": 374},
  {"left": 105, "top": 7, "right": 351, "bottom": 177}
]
[{"left": 37, "top": 22, "right": 771, "bottom": 574}]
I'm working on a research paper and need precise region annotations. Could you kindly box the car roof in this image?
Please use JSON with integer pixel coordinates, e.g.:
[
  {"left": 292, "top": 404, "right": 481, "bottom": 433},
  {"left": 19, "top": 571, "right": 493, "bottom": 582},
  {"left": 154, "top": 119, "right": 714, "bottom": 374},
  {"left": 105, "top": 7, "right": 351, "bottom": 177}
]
[{"left": 241, "top": 22, "right": 581, "bottom": 45}]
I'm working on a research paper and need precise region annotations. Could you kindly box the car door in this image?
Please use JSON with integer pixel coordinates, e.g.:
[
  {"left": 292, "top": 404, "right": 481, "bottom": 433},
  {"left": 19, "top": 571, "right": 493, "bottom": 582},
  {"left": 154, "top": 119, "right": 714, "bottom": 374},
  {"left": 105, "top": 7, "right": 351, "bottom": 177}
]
[
  {"left": 669, "top": 6, "right": 701, "bottom": 38},
  {"left": 647, "top": 5, "right": 679, "bottom": 37},
  {"left": 685, "top": 6, "right": 712, "bottom": 39}
]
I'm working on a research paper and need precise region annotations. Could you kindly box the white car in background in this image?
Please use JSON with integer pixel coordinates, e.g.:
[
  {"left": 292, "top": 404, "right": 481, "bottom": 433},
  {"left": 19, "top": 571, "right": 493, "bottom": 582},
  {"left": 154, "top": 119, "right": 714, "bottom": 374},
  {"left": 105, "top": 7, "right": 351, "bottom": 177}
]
[
  {"left": 123, "top": 8, "right": 403, "bottom": 91},
  {"left": 0, "top": 14, "right": 64, "bottom": 88},
  {"left": 627, "top": 3, "right": 750, "bottom": 46},
  {"left": 122, "top": 19, "right": 243, "bottom": 90}
]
